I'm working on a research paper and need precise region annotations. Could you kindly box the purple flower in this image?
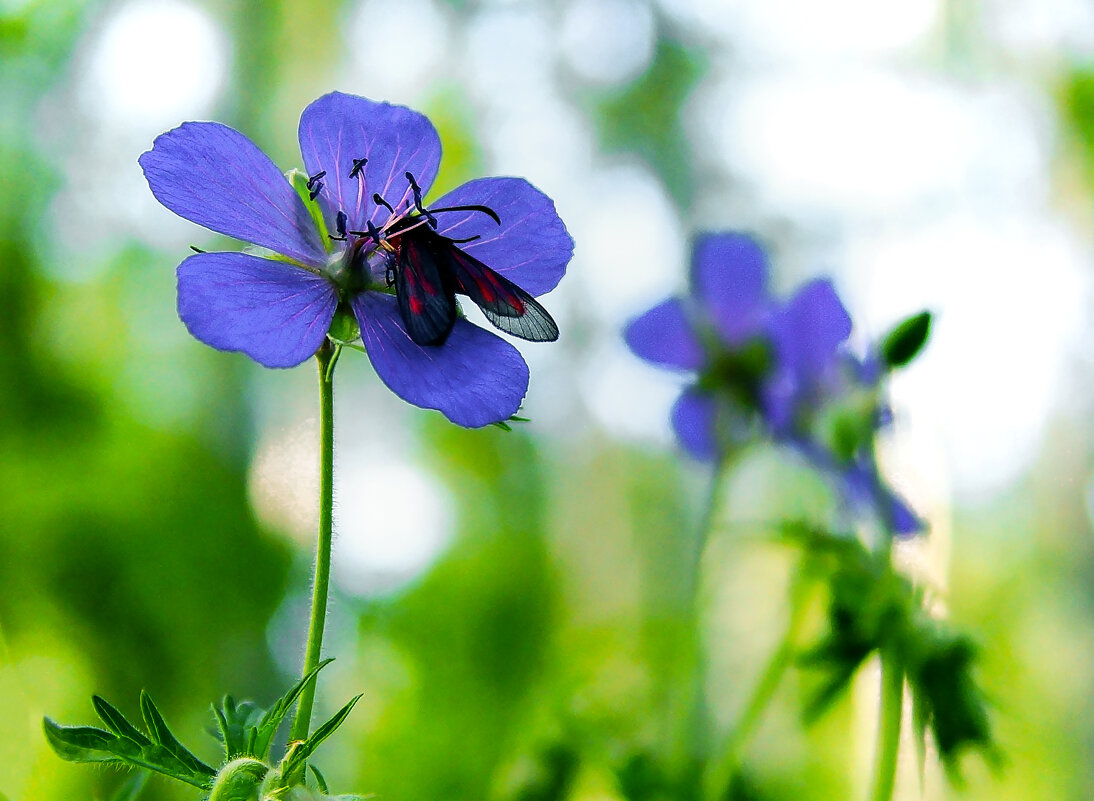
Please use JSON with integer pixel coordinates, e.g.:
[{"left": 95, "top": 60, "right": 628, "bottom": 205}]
[
  {"left": 139, "top": 92, "right": 572, "bottom": 428},
  {"left": 625, "top": 232, "right": 921, "bottom": 535}
]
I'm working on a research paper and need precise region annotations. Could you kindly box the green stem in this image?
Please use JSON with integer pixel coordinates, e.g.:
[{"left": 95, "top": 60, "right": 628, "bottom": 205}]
[
  {"left": 868, "top": 646, "right": 904, "bottom": 801},
  {"left": 704, "top": 568, "right": 808, "bottom": 801},
  {"left": 289, "top": 340, "right": 336, "bottom": 744},
  {"left": 676, "top": 455, "right": 729, "bottom": 763},
  {"left": 866, "top": 438, "right": 902, "bottom": 801}
]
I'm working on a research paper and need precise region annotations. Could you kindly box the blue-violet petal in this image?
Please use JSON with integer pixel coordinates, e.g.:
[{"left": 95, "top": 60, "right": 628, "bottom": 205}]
[
  {"left": 431, "top": 177, "right": 573, "bottom": 297},
  {"left": 177, "top": 252, "right": 338, "bottom": 368},
  {"left": 140, "top": 122, "right": 326, "bottom": 267},
  {"left": 351, "top": 291, "right": 529, "bottom": 427}
]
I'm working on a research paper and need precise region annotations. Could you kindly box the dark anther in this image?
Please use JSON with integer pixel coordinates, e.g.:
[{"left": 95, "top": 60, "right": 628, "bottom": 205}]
[
  {"left": 306, "top": 170, "right": 327, "bottom": 191},
  {"left": 427, "top": 203, "right": 502, "bottom": 226},
  {"left": 189, "top": 245, "right": 206, "bottom": 253},
  {"left": 350, "top": 157, "right": 368, "bottom": 179},
  {"left": 309, "top": 181, "right": 324, "bottom": 201},
  {"left": 373, "top": 193, "right": 395, "bottom": 215},
  {"left": 346, "top": 221, "right": 384, "bottom": 246},
  {"left": 329, "top": 210, "right": 348, "bottom": 241},
  {"left": 405, "top": 171, "right": 437, "bottom": 228}
]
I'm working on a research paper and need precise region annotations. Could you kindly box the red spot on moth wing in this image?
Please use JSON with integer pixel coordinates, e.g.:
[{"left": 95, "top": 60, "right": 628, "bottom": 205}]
[{"left": 409, "top": 295, "right": 424, "bottom": 314}]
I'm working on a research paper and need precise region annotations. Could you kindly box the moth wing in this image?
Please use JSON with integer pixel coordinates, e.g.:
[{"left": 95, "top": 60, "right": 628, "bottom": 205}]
[{"left": 445, "top": 246, "right": 559, "bottom": 342}]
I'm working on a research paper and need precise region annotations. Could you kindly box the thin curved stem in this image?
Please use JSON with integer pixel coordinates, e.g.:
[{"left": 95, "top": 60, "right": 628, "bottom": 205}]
[
  {"left": 289, "top": 340, "right": 337, "bottom": 743},
  {"left": 704, "top": 569, "right": 809, "bottom": 801},
  {"left": 868, "top": 646, "right": 904, "bottom": 801}
]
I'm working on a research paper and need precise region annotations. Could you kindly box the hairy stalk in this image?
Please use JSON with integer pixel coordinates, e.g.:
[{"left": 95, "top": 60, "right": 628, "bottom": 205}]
[{"left": 290, "top": 340, "right": 337, "bottom": 744}]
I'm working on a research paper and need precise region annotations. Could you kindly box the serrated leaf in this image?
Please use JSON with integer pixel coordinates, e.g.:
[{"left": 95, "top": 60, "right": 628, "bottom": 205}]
[
  {"left": 881, "top": 311, "right": 931, "bottom": 369},
  {"left": 253, "top": 659, "right": 335, "bottom": 759},
  {"left": 93, "top": 695, "right": 151, "bottom": 746},
  {"left": 139, "top": 691, "right": 216, "bottom": 778},
  {"left": 43, "top": 718, "right": 123, "bottom": 763},
  {"left": 280, "top": 695, "right": 363, "bottom": 784}
]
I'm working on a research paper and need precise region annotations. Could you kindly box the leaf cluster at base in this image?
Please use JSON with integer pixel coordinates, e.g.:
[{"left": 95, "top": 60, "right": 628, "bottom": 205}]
[{"left": 43, "top": 659, "right": 365, "bottom": 800}]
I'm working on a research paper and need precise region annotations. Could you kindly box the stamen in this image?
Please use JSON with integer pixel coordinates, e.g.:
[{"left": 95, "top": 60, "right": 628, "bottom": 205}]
[
  {"left": 306, "top": 170, "right": 327, "bottom": 190},
  {"left": 346, "top": 220, "right": 385, "bottom": 246},
  {"left": 372, "top": 193, "right": 395, "bottom": 215},
  {"left": 427, "top": 204, "right": 502, "bottom": 226},
  {"left": 350, "top": 157, "right": 368, "bottom": 179},
  {"left": 329, "top": 210, "right": 348, "bottom": 241},
  {"left": 405, "top": 171, "right": 437, "bottom": 229},
  {"left": 189, "top": 245, "right": 206, "bottom": 253},
  {"left": 309, "top": 181, "right": 324, "bottom": 201}
]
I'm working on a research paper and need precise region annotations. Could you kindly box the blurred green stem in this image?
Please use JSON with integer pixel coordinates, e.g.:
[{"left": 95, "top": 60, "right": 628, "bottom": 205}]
[
  {"left": 867, "top": 442, "right": 902, "bottom": 801},
  {"left": 867, "top": 645, "right": 904, "bottom": 801},
  {"left": 704, "top": 568, "right": 809, "bottom": 801},
  {"left": 289, "top": 340, "right": 338, "bottom": 744}
]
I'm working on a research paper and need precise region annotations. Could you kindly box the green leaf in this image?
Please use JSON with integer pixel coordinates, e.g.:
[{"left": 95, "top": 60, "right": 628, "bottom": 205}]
[
  {"left": 310, "top": 765, "right": 329, "bottom": 794},
  {"left": 880, "top": 311, "right": 932, "bottom": 369},
  {"left": 43, "top": 718, "right": 124, "bottom": 763},
  {"left": 279, "top": 694, "right": 363, "bottom": 785},
  {"left": 93, "top": 695, "right": 151, "bottom": 746},
  {"left": 139, "top": 691, "right": 216, "bottom": 778},
  {"left": 44, "top": 713, "right": 213, "bottom": 789},
  {"left": 253, "top": 658, "right": 335, "bottom": 759}
]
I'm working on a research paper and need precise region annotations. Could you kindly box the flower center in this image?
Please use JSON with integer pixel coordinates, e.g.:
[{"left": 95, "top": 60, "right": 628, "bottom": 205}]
[{"left": 319, "top": 165, "right": 502, "bottom": 293}]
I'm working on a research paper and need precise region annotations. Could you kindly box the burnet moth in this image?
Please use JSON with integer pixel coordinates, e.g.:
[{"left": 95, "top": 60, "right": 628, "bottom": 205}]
[{"left": 356, "top": 172, "right": 560, "bottom": 348}]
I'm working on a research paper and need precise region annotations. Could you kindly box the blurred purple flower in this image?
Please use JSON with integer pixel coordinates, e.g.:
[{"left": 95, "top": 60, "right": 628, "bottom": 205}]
[
  {"left": 139, "top": 92, "right": 572, "bottom": 428},
  {"left": 625, "top": 232, "right": 921, "bottom": 535}
]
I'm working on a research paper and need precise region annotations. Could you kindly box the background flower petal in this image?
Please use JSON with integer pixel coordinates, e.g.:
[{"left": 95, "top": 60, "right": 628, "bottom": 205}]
[
  {"left": 140, "top": 122, "right": 326, "bottom": 267},
  {"left": 691, "top": 232, "right": 771, "bottom": 345},
  {"left": 431, "top": 177, "right": 573, "bottom": 296},
  {"left": 177, "top": 252, "right": 338, "bottom": 368},
  {"left": 298, "top": 92, "right": 441, "bottom": 233},
  {"left": 671, "top": 388, "right": 719, "bottom": 461},
  {"left": 771, "top": 278, "right": 853, "bottom": 380},
  {"left": 624, "top": 298, "right": 704, "bottom": 371},
  {"left": 352, "top": 292, "right": 528, "bottom": 427}
]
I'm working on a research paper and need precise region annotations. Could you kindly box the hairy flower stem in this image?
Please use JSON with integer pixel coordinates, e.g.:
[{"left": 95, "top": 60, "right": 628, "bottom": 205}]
[
  {"left": 704, "top": 570, "right": 808, "bottom": 801},
  {"left": 290, "top": 340, "right": 338, "bottom": 744}
]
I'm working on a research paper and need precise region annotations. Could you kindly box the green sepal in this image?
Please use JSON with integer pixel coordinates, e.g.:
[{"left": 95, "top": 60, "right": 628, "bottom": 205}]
[
  {"left": 209, "top": 757, "right": 268, "bottom": 801},
  {"left": 288, "top": 168, "right": 331, "bottom": 250},
  {"left": 278, "top": 694, "right": 363, "bottom": 787},
  {"left": 491, "top": 413, "right": 531, "bottom": 432},
  {"left": 880, "top": 311, "right": 932, "bottom": 369},
  {"left": 212, "top": 696, "right": 264, "bottom": 760},
  {"left": 327, "top": 304, "right": 360, "bottom": 345}
]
